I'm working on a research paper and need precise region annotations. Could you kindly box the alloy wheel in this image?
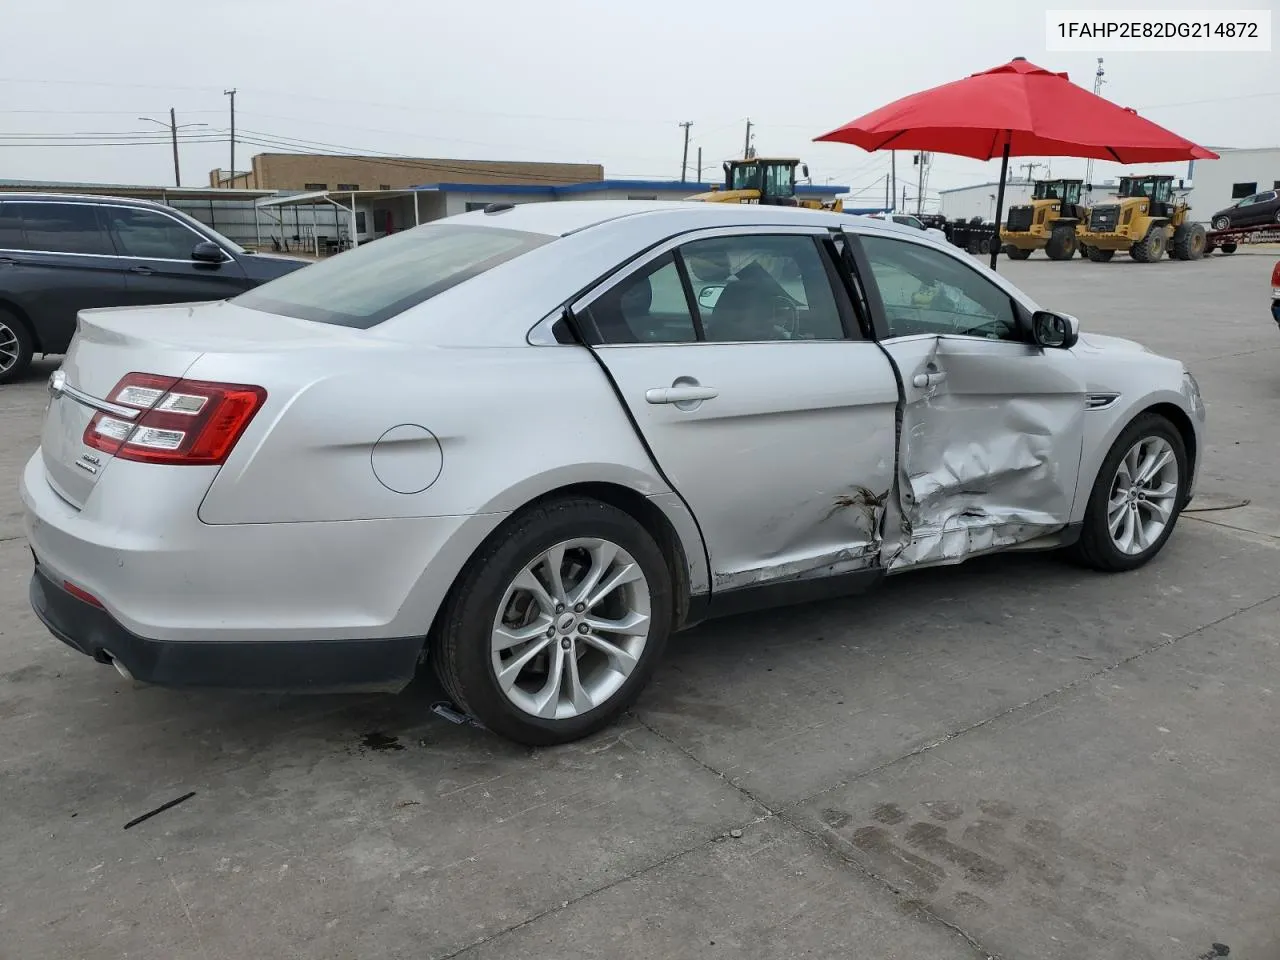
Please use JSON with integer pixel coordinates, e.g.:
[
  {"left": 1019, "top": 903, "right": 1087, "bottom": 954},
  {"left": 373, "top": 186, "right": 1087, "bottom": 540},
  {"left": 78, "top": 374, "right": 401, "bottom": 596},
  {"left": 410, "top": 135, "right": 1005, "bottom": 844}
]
[
  {"left": 490, "top": 538, "right": 651, "bottom": 719},
  {"left": 0, "top": 322, "right": 18, "bottom": 375},
  {"left": 1107, "top": 436, "right": 1180, "bottom": 555}
]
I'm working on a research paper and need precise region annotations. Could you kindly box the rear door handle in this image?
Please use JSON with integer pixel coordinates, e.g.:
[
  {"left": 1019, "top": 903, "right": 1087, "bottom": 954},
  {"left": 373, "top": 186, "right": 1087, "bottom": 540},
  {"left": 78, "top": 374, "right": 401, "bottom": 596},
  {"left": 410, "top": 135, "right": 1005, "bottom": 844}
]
[
  {"left": 912, "top": 371, "right": 947, "bottom": 388},
  {"left": 645, "top": 385, "right": 719, "bottom": 405},
  {"left": 129, "top": 266, "right": 153, "bottom": 276}
]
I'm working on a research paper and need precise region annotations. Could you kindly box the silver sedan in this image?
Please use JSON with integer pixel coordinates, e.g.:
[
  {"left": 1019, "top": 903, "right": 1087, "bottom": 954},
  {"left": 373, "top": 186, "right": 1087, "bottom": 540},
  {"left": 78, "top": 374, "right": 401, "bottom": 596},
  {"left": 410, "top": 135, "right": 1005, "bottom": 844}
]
[{"left": 21, "top": 200, "right": 1205, "bottom": 745}]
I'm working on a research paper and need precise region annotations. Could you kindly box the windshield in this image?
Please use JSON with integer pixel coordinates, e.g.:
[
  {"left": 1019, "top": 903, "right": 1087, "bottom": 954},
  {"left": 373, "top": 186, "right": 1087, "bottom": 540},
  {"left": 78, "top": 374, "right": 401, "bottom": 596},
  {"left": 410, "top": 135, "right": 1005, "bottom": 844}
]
[
  {"left": 730, "top": 164, "right": 762, "bottom": 191},
  {"left": 1033, "top": 182, "right": 1063, "bottom": 200},
  {"left": 233, "top": 223, "right": 551, "bottom": 328},
  {"left": 762, "top": 163, "right": 795, "bottom": 197},
  {"left": 1120, "top": 179, "right": 1156, "bottom": 198},
  {"left": 168, "top": 206, "right": 247, "bottom": 255}
]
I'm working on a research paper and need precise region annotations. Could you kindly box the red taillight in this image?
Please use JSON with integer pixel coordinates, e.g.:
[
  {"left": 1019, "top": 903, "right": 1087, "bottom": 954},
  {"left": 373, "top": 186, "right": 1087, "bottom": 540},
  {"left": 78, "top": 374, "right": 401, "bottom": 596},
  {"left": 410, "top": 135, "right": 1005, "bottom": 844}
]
[
  {"left": 63, "top": 580, "right": 104, "bottom": 608},
  {"left": 83, "top": 372, "right": 267, "bottom": 466},
  {"left": 1272, "top": 261, "right": 1280, "bottom": 288}
]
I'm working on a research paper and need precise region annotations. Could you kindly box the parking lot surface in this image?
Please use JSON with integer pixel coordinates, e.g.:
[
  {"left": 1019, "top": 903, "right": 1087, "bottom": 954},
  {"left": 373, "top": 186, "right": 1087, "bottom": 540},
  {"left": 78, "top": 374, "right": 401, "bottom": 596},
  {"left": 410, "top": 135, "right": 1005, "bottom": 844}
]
[{"left": 2, "top": 251, "right": 1279, "bottom": 960}]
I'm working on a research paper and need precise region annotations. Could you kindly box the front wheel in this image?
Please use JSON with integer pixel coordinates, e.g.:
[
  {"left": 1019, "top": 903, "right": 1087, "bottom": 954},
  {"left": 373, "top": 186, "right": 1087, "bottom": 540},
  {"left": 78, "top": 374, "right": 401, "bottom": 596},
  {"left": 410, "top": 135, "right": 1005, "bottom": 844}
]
[
  {"left": 1212, "top": 216, "right": 1231, "bottom": 231},
  {"left": 1002, "top": 244, "right": 1032, "bottom": 260},
  {"left": 432, "top": 497, "right": 673, "bottom": 745},
  {"left": 1067, "top": 414, "right": 1188, "bottom": 572}
]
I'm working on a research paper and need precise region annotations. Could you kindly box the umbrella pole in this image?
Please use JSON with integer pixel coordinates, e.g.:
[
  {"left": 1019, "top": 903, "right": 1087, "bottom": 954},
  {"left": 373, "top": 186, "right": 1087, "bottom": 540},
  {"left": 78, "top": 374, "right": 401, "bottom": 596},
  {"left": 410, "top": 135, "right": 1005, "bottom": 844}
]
[{"left": 989, "top": 141, "right": 1011, "bottom": 271}]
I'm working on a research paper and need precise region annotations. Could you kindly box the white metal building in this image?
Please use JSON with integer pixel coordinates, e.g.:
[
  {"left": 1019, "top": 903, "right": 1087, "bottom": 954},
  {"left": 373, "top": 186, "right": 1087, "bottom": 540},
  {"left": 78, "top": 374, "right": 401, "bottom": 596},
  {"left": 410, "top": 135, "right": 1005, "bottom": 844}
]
[
  {"left": 1182, "top": 147, "right": 1280, "bottom": 224},
  {"left": 938, "top": 180, "right": 1035, "bottom": 222}
]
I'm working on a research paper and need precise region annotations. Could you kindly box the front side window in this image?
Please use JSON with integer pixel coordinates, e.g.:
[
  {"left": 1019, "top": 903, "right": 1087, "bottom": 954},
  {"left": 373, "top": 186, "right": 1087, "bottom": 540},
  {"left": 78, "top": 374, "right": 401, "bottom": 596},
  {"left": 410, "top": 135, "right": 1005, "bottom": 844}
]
[
  {"left": 106, "top": 207, "right": 206, "bottom": 259},
  {"left": 235, "top": 223, "right": 550, "bottom": 328},
  {"left": 859, "top": 235, "right": 1018, "bottom": 341},
  {"left": 4, "top": 203, "right": 112, "bottom": 256}
]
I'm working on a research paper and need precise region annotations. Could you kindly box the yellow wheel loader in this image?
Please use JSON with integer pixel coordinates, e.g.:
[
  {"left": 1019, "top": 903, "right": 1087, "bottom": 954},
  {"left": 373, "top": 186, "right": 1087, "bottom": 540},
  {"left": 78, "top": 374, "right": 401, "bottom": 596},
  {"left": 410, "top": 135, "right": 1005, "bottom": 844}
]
[
  {"left": 1075, "top": 175, "right": 1207, "bottom": 263},
  {"left": 999, "top": 179, "right": 1086, "bottom": 261},
  {"left": 687, "top": 158, "right": 843, "bottom": 212}
]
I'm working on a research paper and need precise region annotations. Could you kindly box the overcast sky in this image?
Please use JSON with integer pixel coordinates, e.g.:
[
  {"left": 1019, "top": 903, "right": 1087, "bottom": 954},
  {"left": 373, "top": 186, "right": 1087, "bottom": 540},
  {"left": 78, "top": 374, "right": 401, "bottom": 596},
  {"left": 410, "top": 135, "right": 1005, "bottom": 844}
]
[{"left": 1, "top": 0, "right": 1276, "bottom": 209}]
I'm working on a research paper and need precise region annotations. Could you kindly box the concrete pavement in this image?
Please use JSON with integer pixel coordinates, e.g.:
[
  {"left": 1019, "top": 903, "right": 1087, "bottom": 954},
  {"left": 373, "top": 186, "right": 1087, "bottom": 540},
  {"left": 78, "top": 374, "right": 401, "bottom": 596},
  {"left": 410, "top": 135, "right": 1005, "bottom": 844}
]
[{"left": 1, "top": 250, "right": 1277, "bottom": 959}]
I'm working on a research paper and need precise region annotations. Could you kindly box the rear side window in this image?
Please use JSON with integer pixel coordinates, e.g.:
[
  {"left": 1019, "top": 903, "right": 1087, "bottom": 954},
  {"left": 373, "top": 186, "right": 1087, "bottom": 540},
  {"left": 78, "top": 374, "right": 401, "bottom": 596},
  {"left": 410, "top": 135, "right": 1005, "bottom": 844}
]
[
  {"left": 105, "top": 207, "right": 207, "bottom": 259},
  {"left": 0, "top": 202, "right": 112, "bottom": 256},
  {"left": 234, "top": 224, "right": 551, "bottom": 328}
]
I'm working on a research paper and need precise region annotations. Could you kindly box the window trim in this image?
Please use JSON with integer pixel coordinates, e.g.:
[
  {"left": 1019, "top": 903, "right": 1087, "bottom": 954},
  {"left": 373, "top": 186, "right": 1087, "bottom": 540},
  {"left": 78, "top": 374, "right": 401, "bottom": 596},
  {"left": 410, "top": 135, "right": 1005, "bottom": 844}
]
[
  {"left": 841, "top": 228, "right": 1031, "bottom": 345},
  {"left": 567, "top": 225, "right": 860, "bottom": 347}
]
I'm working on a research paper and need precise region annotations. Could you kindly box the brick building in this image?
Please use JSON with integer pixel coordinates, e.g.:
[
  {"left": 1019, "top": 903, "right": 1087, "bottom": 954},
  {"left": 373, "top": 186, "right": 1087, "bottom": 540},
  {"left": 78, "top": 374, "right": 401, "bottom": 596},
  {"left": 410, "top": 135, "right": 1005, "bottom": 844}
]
[{"left": 209, "top": 153, "right": 603, "bottom": 191}]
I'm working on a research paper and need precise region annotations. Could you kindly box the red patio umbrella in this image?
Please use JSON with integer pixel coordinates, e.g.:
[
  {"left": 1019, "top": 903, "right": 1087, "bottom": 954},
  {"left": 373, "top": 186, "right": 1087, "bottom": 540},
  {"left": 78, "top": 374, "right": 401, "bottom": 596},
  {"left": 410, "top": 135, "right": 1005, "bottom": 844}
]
[{"left": 815, "top": 57, "right": 1218, "bottom": 268}]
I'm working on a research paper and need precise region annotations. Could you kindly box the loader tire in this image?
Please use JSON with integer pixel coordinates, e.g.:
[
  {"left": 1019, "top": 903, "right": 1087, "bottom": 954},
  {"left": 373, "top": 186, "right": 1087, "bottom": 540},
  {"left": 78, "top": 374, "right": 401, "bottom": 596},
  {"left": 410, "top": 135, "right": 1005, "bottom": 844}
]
[
  {"left": 1130, "top": 227, "right": 1166, "bottom": 262},
  {"left": 1087, "top": 247, "right": 1115, "bottom": 262},
  {"left": 1045, "top": 224, "right": 1078, "bottom": 260},
  {"left": 1172, "top": 223, "right": 1206, "bottom": 261}
]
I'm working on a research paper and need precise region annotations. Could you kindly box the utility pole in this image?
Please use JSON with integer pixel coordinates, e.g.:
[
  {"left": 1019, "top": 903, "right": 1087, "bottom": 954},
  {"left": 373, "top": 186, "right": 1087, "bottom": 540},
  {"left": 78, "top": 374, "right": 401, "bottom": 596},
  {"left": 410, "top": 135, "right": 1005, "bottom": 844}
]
[
  {"left": 890, "top": 151, "right": 897, "bottom": 212},
  {"left": 1018, "top": 161, "right": 1044, "bottom": 183},
  {"left": 223, "top": 88, "right": 237, "bottom": 187},
  {"left": 696, "top": 146, "right": 703, "bottom": 182},
  {"left": 138, "top": 110, "right": 207, "bottom": 187},
  {"left": 742, "top": 118, "right": 753, "bottom": 159},
  {"left": 902, "top": 185, "right": 907, "bottom": 212},
  {"left": 884, "top": 173, "right": 890, "bottom": 210},
  {"left": 1084, "top": 58, "right": 1106, "bottom": 191},
  {"left": 915, "top": 152, "right": 927, "bottom": 215},
  {"left": 679, "top": 121, "right": 692, "bottom": 182}
]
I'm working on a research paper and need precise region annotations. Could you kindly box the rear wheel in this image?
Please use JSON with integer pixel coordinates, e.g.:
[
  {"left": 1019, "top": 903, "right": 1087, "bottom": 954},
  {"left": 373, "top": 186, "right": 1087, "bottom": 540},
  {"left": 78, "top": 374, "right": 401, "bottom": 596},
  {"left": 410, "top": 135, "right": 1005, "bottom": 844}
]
[
  {"left": 1045, "top": 224, "right": 1078, "bottom": 260},
  {"left": 1002, "top": 244, "right": 1032, "bottom": 260},
  {"left": 1220, "top": 242, "right": 1238, "bottom": 254},
  {"left": 1130, "top": 226, "right": 1166, "bottom": 262},
  {"left": 1172, "top": 222, "right": 1207, "bottom": 261},
  {"left": 432, "top": 497, "right": 673, "bottom": 745},
  {"left": 1087, "top": 247, "right": 1115, "bottom": 262},
  {"left": 1212, "top": 215, "right": 1231, "bottom": 231},
  {"left": 1067, "top": 413, "right": 1188, "bottom": 572},
  {"left": 0, "top": 308, "right": 34, "bottom": 385}
]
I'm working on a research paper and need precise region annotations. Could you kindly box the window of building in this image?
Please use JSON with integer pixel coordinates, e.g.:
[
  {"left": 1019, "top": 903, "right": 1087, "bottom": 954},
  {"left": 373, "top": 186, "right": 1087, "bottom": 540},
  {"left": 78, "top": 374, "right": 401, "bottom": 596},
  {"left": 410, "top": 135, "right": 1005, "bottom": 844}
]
[
  {"left": 304, "top": 183, "right": 327, "bottom": 191},
  {"left": 627, "top": 194, "right": 658, "bottom": 200},
  {"left": 336, "top": 183, "right": 359, "bottom": 192},
  {"left": 465, "top": 201, "right": 490, "bottom": 212},
  {"left": 1231, "top": 182, "right": 1258, "bottom": 199},
  {"left": 1273, "top": 180, "right": 1280, "bottom": 190},
  {"left": 355, "top": 211, "right": 367, "bottom": 234},
  {"left": 379, "top": 184, "right": 391, "bottom": 191}
]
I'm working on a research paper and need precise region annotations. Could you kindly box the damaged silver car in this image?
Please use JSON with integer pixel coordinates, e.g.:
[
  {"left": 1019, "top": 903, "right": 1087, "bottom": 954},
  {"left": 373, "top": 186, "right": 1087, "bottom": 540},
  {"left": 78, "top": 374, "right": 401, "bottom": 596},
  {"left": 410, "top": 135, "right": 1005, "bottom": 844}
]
[{"left": 22, "top": 201, "right": 1205, "bottom": 746}]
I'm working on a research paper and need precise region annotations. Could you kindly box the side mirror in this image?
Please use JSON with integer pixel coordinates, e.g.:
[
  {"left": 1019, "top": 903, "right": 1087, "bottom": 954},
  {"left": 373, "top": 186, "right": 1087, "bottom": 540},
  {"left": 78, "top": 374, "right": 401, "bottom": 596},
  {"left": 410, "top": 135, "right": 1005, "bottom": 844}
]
[
  {"left": 191, "top": 241, "right": 226, "bottom": 263},
  {"left": 697, "top": 284, "right": 726, "bottom": 309},
  {"left": 1031, "top": 310, "right": 1079, "bottom": 349},
  {"left": 801, "top": 164, "right": 810, "bottom": 179}
]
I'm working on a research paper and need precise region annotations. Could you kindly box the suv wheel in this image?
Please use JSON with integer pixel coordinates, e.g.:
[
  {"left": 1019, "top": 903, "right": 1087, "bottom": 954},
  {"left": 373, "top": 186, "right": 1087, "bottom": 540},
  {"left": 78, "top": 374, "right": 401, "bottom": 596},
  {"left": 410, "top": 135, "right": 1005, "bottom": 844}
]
[
  {"left": 433, "top": 497, "right": 674, "bottom": 745},
  {"left": 0, "top": 308, "right": 34, "bottom": 385}
]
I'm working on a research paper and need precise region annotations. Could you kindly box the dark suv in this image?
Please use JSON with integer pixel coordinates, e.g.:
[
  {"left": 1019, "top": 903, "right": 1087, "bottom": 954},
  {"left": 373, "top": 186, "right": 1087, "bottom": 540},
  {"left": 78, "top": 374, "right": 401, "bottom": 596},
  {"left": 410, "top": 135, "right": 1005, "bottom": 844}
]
[
  {"left": 0, "top": 194, "right": 309, "bottom": 383},
  {"left": 1211, "top": 189, "right": 1280, "bottom": 231}
]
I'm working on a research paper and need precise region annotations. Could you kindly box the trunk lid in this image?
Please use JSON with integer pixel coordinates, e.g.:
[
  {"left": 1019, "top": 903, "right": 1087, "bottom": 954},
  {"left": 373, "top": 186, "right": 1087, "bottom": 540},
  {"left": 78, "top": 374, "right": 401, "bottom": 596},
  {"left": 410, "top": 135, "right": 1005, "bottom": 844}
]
[{"left": 40, "top": 300, "right": 359, "bottom": 508}]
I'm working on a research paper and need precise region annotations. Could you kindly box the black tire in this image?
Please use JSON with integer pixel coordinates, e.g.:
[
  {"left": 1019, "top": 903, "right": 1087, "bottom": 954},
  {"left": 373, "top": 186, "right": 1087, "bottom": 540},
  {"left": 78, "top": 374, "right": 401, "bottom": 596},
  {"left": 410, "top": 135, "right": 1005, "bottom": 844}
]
[
  {"left": 1066, "top": 413, "right": 1188, "bottom": 573},
  {"left": 1129, "top": 226, "right": 1166, "bottom": 262},
  {"left": 1087, "top": 247, "right": 1115, "bottom": 262},
  {"left": 1003, "top": 244, "right": 1032, "bottom": 260},
  {"left": 432, "top": 496, "right": 674, "bottom": 746},
  {"left": 1078, "top": 244, "right": 1091, "bottom": 258},
  {"left": 1211, "top": 215, "right": 1230, "bottom": 231},
  {"left": 1220, "top": 242, "right": 1238, "bottom": 254},
  {"left": 1045, "top": 224, "right": 1078, "bottom": 260},
  {"left": 1172, "top": 222, "right": 1207, "bottom": 261},
  {"left": 0, "top": 307, "right": 34, "bottom": 385}
]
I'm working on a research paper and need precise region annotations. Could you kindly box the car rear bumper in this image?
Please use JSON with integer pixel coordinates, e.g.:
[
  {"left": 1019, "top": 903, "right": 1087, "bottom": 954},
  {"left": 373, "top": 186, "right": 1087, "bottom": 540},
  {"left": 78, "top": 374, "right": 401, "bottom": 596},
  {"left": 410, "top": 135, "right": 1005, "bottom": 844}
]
[
  {"left": 21, "top": 449, "right": 506, "bottom": 655},
  {"left": 30, "top": 560, "right": 423, "bottom": 691}
]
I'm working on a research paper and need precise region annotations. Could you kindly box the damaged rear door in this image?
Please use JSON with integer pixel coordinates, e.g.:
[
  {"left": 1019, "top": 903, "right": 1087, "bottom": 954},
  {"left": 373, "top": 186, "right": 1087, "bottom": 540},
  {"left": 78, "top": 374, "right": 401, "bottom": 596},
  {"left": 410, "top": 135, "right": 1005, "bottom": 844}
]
[
  {"left": 572, "top": 226, "right": 900, "bottom": 593},
  {"left": 847, "top": 231, "right": 1088, "bottom": 570}
]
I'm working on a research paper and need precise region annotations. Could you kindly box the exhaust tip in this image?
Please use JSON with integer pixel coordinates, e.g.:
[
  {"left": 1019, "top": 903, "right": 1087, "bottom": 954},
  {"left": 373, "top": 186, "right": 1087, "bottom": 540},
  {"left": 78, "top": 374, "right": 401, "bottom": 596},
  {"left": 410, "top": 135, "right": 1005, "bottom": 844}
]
[{"left": 102, "top": 650, "right": 135, "bottom": 682}]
